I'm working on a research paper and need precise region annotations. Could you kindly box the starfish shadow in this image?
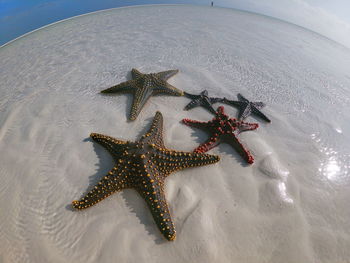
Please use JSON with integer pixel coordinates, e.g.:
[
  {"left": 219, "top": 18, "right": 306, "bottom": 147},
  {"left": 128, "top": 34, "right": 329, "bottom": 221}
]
[
  {"left": 100, "top": 92, "right": 134, "bottom": 121},
  {"left": 99, "top": 71, "right": 134, "bottom": 121},
  {"left": 88, "top": 137, "right": 115, "bottom": 188},
  {"left": 183, "top": 124, "right": 249, "bottom": 167},
  {"left": 65, "top": 137, "right": 114, "bottom": 212},
  {"left": 237, "top": 114, "right": 270, "bottom": 124},
  {"left": 65, "top": 205, "right": 75, "bottom": 211},
  {"left": 215, "top": 142, "right": 250, "bottom": 167},
  {"left": 122, "top": 191, "right": 167, "bottom": 245},
  {"left": 137, "top": 115, "right": 156, "bottom": 135}
]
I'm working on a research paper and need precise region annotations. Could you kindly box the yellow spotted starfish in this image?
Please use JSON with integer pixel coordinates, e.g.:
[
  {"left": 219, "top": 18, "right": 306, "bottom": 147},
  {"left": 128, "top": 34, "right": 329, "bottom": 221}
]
[
  {"left": 72, "top": 111, "right": 220, "bottom": 241},
  {"left": 101, "top": 68, "right": 184, "bottom": 121}
]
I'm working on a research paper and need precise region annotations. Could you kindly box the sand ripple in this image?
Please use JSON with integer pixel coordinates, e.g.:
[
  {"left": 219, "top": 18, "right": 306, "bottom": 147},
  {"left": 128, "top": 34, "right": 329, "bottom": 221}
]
[{"left": 1, "top": 5, "right": 350, "bottom": 263}]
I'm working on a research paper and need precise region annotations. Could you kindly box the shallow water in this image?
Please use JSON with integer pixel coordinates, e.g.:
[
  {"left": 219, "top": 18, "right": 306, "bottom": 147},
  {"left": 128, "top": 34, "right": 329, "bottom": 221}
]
[{"left": 0, "top": 5, "right": 349, "bottom": 263}]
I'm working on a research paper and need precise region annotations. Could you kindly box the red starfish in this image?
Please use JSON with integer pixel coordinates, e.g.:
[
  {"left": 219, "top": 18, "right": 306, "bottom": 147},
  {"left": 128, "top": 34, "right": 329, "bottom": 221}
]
[{"left": 182, "top": 106, "right": 259, "bottom": 164}]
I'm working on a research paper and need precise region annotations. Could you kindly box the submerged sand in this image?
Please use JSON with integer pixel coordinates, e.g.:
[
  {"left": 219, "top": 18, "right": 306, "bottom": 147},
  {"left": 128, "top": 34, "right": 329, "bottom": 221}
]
[{"left": 0, "top": 5, "right": 350, "bottom": 263}]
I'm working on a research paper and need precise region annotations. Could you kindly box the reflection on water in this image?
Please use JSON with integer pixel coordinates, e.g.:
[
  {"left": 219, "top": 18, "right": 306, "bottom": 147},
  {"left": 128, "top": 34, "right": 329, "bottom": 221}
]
[
  {"left": 320, "top": 157, "right": 340, "bottom": 181},
  {"left": 319, "top": 154, "right": 349, "bottom": 184},
  {"left": 312, "top": 133, "right": 349, "bottom": 184},
  {"left": 335, "top": 128, "right": 342, "bottom": 134}
]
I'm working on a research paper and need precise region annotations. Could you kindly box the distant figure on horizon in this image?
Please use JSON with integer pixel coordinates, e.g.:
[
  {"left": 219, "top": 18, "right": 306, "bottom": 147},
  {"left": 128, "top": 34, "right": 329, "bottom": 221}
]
[{"left": 211, "top": 1, "right": 214, "bottom": 7}]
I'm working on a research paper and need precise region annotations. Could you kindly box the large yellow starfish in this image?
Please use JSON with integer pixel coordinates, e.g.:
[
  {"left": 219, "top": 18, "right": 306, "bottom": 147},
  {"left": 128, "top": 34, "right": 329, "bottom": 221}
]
[
  {"left": 72, "top": 111, "right": 220, "bottom": 241},
  {"left": 101, "top": 68, "right": 184, "bottom": 121}
]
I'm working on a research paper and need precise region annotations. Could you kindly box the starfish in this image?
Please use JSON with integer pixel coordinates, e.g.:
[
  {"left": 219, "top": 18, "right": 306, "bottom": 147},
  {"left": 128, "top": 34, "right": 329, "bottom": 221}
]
[
  {"left": 222, "top": 93, "right": 271, "bottom": 122},
  {"left": 184, "top": 90, "right": 223, "bottom": 114},
  {"left": 101, "top": 68, "right": 184, "bottom": 121},
  {"left": 72, "top": 111, "right": 220, "bottom": 241},
  {"left": 182, "top": 106, "right": 258, "bottom": 164}
]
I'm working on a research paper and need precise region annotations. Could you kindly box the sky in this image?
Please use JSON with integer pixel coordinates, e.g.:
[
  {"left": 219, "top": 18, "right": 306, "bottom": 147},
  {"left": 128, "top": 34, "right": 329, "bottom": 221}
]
[{"left": 1, "top": 0, "right": 350, "bottom": 48}]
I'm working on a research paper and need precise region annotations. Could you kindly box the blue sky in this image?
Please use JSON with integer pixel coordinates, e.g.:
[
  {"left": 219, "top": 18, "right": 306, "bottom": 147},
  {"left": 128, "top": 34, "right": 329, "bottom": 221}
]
[{"left": 1, "top": 0, "right": 350, "bottom": 48}]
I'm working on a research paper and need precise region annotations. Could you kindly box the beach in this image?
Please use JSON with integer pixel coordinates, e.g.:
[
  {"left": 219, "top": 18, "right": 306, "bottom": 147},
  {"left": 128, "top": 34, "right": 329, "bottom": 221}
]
[{"left": 0, "top": 5, "right": 349, "bottom": 263}]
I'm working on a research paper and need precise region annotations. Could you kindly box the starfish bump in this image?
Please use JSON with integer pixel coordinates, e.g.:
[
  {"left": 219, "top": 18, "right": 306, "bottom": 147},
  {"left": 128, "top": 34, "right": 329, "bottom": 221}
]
[
  {"left": 101, "top": 68, "right": 184, "bottom": 121},
  {"left": 182, "top": 106, "right": 258, "bottom": 164},
  {"left": 72, "top": 111, "right": 220, "bottom": 241},
  {"left": 222, "top": 93, "right": 271, "bottom": 122},
  {"left": 184, "top": 90, "right": 223, "bottom": 114}
]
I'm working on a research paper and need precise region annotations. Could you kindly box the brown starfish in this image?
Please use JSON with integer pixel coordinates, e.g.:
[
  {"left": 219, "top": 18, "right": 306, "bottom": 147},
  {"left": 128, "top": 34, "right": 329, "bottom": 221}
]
[
  {"left": 72, "top": 111, "right": 220, "bottom": 241},
  {"left": 182, "top": 106, "right": 258, "bottom": 164},
  {"left": 101, "top": 68, "right": 184, "bottom": 121}
]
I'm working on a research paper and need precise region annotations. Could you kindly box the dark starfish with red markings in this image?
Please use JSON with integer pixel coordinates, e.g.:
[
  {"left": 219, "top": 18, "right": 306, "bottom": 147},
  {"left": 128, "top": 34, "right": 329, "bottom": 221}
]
[
  {"left": 72, "top": 111, "right": 220, "bottom": 241},
  {"left": 101, "top": 68, "right": 184, "bottom": 121},
  {"left": 182, "top": 106, "right": 258, "bottom": 164},
  {"left": 184, "top": 90, "right": 223, "bottom": 114},
  {"left": 222, "top": 93, "right": 271, "bottom": 123}
]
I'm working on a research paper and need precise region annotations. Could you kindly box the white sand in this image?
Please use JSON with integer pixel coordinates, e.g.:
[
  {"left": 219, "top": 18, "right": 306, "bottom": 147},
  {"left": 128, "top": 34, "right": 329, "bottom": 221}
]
[{"left": 0, "top": 5, "right": 350, "bottom": 263}]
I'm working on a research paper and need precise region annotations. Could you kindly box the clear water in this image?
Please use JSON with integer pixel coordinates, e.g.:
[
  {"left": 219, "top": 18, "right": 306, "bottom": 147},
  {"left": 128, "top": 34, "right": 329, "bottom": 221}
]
[{"left": 0, "top": 5, "right": 349, "bottom": 263}]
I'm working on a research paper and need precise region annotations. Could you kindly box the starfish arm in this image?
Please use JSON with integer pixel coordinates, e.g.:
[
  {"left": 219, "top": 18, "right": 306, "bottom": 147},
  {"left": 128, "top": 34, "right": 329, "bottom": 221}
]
[
  {"left": 154, "top": 149, "right": 220, "bottom": 175},
  {"left": 216, "top": 105, "right": 226, "bottom": 115},
  {"left": 201, "top": 90, "right": 209, "bottom": 96},
  {"left": 252, "top": 106, "right": 271, "bottom": 122},
  {"left": 129, "top": 85, "right": 153, "bottom": 121},
  {"left": 100, "top": 79, "right": 136, "bottom": 94},
  {"left": 226, "top": 133, "right": 254, "bottom": 164},
  {"left": 183, "top": 92, "right": 200, "bottom": 99},
  {"left": 155, "top": 69, "right": 179, "bottom": 81},
  {"left": 153, "top": 83, "right": 184, "bottom": 96},
  {"left": 90, "top": 133, "right": 128, "bottom": 158},
  {"left": 236, "top": 121, "right": 259, "bottom": 133},
  {"left": 203, "top": 100, "right": 217, "bottom": 114},
  {"left": 184, "top": 99, "right": 201, "bottom": 111},
  {"left": 237, "top": 93, "right": 250, "bottom": 103},
  {"left": 222, "top": 98, "right": 244, "bottom": 108},
  {"left": 137, "top": 184, "right": 176, "bottom": 241},
  {"left": 140, "top": 111, "right": 165, "bottom": 148},
  {"left": 252, "top": 102, "right": 265, "bottom": 109},
  {"left": 238, "top": 104, "right": 252, "bottom": 120},
  {"left": 192, "top": 136, "right": 220, "bottom": 153},
  {"left": 131, "top": 68, "right": 143, "bottom": 79},
  {"left": 182, "top": 118, "right": 211, "bottom": 129},
  {"left": 209, "top": 97, "right": 224, "bottom": 104},
  {"left": 72, "top": 165, "right": 129, "bottom": 210}
]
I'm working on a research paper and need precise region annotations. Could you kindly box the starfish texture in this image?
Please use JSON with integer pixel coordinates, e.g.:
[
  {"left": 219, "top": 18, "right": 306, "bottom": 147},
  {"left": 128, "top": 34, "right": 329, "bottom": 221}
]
[
  {"left": 222, "top": 93, "right": 271, "bottom": 122},
  {"left": 101, "top": 68, "right": 184, "bottom": 121},
  {"left": 184, "top": 90, "right": 223, "bottom": 114},
  {"left": 182, "top": 106, "right": 258, "bottom": 164},
  {"left": 72, "top": 112, "right": 220, "bottom": 241}
]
